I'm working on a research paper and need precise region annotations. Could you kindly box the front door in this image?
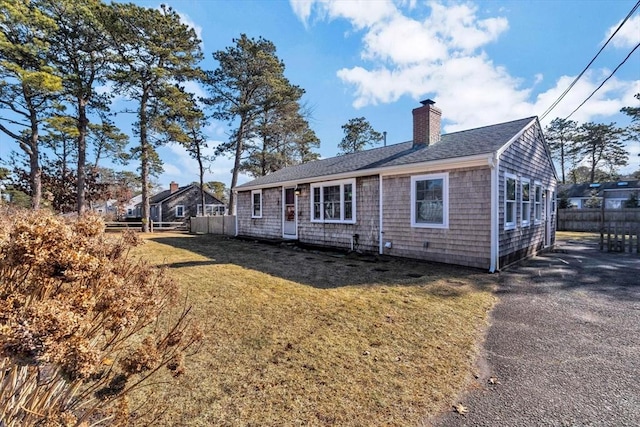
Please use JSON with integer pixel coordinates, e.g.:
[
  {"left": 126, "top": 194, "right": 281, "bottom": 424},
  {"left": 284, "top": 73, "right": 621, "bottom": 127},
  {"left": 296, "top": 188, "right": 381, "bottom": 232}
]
[{"left": 283, "top": 187, "right": 297, "bottom": 239}]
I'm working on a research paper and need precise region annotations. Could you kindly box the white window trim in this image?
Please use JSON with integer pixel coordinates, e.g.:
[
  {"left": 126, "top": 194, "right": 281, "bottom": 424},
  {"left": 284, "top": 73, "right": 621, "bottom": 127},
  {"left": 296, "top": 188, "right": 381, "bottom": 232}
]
[
  {"left": 504, "top": 173, "right": 517, "bottom": 230},
  {"left": 521, "top": 178, "right": 531, "bottom": 227},
  {"left": 410, "top": 173, "right": 449, "bottom": 229},
  {"left": 251, "top": 189, "right": 262, "bottom": 218},
  {"left": 534, "top": 181, "right": 543, "bottom": 224},
  {"left": 175, "top": 205, "right": 185, "bottom": 218},
  {"left": 310, "top": 178, "right": 356, "bottom": 224}
]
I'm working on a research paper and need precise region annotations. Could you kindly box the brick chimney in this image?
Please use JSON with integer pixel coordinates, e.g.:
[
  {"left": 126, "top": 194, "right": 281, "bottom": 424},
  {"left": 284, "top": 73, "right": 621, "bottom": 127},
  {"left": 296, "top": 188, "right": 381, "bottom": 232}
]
[
  {"left": 169, "top": 181, "right": 179, "bottom": 193},
  {"left": 412, "top": 99, "right": 441, "bottom": 147}
]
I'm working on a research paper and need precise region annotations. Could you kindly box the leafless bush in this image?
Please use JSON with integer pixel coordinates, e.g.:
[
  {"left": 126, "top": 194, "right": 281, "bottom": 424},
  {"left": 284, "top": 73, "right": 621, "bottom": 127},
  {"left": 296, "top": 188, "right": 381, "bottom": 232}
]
[{"left": 0, "top": 207, "right": 202, "bottom": 426}]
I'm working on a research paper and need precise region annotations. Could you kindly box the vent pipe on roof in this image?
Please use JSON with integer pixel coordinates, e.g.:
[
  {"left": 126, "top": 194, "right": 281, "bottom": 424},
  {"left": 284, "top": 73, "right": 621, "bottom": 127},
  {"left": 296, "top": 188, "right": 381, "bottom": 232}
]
[
  {"left": 383, "top": 131, "right": 387, "bottom": 147},
  {"left": 412, "top": 99, "right": 441, "bottom": 148}
]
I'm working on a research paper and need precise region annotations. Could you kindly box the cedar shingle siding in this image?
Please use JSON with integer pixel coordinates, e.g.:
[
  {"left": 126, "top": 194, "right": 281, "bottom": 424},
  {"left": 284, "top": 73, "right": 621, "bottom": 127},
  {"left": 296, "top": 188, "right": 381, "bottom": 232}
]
[
  {"left": 381, "top": 168, "right": 491, "bottom": 269},
  {"left": 237, "top": 188, "right": 282, "bottom": 239},
  {"left": 498, "top": 122, "right": 557, "bottom": 267}
]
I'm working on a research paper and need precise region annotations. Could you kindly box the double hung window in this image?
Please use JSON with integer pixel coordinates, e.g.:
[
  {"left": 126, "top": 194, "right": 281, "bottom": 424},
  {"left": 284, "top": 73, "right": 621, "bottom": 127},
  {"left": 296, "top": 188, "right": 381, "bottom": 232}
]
[
  {"left": 534, "top": 182, "right": 542, "bottom": 222},
  {"left": 251, "top": 190, "right": 262, "bottom": 218},
  {"left": 521, "top": 178, "right": 531, "bottom": 227},
  {"left": 505, "top": 173, "right": 517, "bottom": 230},
  {"left": 411, "top": 173, "right": 449, "bottom": 228}
]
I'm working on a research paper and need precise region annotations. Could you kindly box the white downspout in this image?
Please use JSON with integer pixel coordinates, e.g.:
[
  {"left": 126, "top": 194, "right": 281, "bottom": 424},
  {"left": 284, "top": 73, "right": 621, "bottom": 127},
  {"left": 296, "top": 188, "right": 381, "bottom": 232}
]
[
  {"left": 233, "top": 190, "right": 238, "bottom": 237},
  {"left": 379, "top": 174, "right": 384, "bottom": 255},
  {"left": 489, "top": 154, "right": 499, "bottom": 273}
]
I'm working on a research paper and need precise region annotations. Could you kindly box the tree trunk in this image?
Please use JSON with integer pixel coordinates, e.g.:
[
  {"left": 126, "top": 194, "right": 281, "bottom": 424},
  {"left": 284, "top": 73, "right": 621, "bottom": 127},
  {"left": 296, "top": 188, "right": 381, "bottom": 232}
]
[
  {"left": 196, "top": 140, "right": 205, "bottom": 216},
  {"left": 140, "top": 92, "right": 151, "bottom": 232},
  {"left": 28, "top": 114, "right": 42, "bottom": 210},
  {"left": 560, "top": 143, "right": 565, "bottom": 184},
  {"left": 228, "top": 116, "right": 246, "bottom": 216},
  {"left": 76, "top": 99, "right": 89, "bottom": 214}
]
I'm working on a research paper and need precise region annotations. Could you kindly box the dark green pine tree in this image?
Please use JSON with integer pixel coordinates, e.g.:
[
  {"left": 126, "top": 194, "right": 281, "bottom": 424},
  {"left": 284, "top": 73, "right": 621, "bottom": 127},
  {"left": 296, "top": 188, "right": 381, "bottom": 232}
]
[{"left": 106, "top": 3, "right": 203, "bottom": 231}]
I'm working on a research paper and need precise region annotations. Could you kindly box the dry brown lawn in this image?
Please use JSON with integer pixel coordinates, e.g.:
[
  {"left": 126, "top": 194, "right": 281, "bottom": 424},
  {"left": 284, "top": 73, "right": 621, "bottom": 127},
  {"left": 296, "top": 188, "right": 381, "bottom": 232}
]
[
  {"left": 131, "top": 232, "right": 496, "bottom": 426},
  {"left": 555, "top": 230, "right": 601, "bottom": 245}
]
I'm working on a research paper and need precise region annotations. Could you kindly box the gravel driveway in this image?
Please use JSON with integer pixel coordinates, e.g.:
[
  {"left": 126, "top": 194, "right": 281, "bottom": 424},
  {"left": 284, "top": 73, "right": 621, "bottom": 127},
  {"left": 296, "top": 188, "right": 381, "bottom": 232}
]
[{"left": 432, "top": 239, "right": 640, "bottom": 426}]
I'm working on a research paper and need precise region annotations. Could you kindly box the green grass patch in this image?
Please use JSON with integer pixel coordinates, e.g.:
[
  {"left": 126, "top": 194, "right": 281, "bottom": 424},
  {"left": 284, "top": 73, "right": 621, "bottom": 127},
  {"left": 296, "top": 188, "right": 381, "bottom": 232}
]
[{"left": 132, "top": 233, "right": 496, "bottom": 426}]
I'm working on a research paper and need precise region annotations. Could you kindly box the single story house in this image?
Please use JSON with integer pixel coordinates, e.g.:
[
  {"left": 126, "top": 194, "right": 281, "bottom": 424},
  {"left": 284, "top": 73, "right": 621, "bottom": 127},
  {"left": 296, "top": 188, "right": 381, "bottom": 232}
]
[
  {"left": 139, "top": 182, "right": 226, "bottom": 224},
  {"left": 559, "top": 180, "right": 640, "bottom": 209},
  {"left": 234, "top": 100, "right": 558, "bottom": 272}
]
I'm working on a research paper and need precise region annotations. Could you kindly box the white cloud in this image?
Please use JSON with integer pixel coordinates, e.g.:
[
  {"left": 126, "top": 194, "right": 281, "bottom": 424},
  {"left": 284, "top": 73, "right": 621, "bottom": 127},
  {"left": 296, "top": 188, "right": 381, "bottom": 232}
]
[
  {"left": 181, "top": 80, "right": 207, "bottom": 103},
  {"left": 604, "top": 14, "right": 640, "bottom": 48},
  {"left": 290, "top": 0, "right": 397, "bottom": 29},
  {"left": 535, "top": 72, "right": 639, "bottom": 126},
  {"left": 296, "top": 0, "right": 637, "bottom": 134},
  {"left": 361, "top": 14, "right": 449, "bottom": 64},
  {"left": 289, "top": 0, "right": 315, "bottom": 26}
]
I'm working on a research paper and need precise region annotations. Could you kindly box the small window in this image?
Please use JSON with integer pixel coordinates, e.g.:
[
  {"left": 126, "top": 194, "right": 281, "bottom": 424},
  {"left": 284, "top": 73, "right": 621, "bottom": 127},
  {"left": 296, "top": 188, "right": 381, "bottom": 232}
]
[
  {"left": 176, "top": 205, "right": 185, "bottom": 218},
  {"left": 310, "top": 179, "right": 356, "bottom": 224},
  {"left": 521, "top": 178, "right": 531, "bottom": 227},
  {"left": 534, "top": 182, "right": 542, "bottom": 223},
  {"left": 198, "top": 204, "right": 225, "bottom": 216},
  {"left": 505, "top": 173, "right": 517, "bottom": 230},
  {"left": 251, "top": 190, "right": 262, "bottom": 218},
  {"left": 411, "top": 173, "right": 449, "bottom": 228}
]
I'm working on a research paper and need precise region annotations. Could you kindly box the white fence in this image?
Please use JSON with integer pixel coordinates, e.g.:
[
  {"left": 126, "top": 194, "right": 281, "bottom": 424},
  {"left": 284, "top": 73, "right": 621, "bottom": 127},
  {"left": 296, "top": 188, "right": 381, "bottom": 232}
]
[
  {"left": 105, "top": 221, "right": 186, "bottom": 231},
  {"left": 189, "top": 216, "right": 236, "bottom": 236}
]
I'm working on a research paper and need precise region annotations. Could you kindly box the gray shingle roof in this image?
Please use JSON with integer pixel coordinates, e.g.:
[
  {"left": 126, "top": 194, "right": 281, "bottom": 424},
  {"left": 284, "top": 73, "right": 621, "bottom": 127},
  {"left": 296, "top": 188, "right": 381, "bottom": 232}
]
[
  {"left": 236, "top": 116, "right": 537, "bottom": 189},
  {"left": 558, "top": 180, "right": 640, "bottom": 198}
]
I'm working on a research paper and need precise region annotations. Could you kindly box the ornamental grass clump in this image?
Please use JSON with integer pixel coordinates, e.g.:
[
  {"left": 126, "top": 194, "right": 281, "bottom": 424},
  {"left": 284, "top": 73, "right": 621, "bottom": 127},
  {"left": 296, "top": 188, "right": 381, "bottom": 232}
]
[{"left": 0, "top": 208, "right": 202, "bottom": 426}]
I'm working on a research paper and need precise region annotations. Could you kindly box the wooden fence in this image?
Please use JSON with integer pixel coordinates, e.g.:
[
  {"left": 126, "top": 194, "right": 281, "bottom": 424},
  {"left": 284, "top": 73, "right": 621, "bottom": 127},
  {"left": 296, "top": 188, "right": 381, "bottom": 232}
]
[
  {"left": 600, "top": 225, "right": 640, "bottom": 254},
  {"left": 557, "top": 208, "right": 640, "bottom": 232},
  {"left": 189, "top": 215, "right": 236, "bottom": 236}
]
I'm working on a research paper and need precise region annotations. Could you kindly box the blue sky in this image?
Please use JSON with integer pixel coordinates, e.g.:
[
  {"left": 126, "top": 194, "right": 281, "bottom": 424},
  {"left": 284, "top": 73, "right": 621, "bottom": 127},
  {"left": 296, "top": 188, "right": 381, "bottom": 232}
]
[{"left": 2, "top": 0, "right": 640, "bottom": 191}]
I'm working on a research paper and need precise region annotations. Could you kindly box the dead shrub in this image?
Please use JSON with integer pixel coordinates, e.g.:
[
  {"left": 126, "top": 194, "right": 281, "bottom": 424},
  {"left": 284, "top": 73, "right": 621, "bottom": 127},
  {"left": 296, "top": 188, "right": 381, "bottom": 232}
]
[{"left": 0, "top": 207, "right": 202, "bottom": 426}]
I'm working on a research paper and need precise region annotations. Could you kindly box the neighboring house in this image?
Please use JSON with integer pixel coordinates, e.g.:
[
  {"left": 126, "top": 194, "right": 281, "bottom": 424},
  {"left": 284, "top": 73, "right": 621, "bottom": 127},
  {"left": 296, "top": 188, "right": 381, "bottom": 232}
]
[
  {"left": 124, "top": 194, "right": 143, "bottom": 219},
  {"left": 138, "top": 182, "right": 226, "bottom": 224},
  {"left": 559, "top": 180, "right": 640, "bottom": 209},
  {"left": 234, "top": 100, "right": 558, "bottom": 272},
  {"left": 91, "top": 199, "right": 117, "bottom": 217}
]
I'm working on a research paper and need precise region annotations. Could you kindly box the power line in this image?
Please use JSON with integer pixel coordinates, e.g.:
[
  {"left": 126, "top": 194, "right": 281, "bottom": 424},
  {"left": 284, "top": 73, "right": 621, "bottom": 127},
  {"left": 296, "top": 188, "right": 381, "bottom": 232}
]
[
  {"left": 565, "top": 41, "right": 640, "bottom": 121},
  {"left": 539, "top": 0, "right": 640, "bottom": 121}
]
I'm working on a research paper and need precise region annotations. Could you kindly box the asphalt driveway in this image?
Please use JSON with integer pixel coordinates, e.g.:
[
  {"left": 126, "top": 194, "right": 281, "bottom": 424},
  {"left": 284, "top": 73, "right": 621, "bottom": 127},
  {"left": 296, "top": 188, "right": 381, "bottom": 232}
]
[{"left": 432, "top": 239, "right": 640, "bottom": 426}]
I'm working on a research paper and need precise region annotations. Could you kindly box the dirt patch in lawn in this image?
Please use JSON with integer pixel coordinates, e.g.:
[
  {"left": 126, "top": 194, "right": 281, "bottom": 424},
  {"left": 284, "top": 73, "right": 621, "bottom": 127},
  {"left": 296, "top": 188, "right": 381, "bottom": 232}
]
[{"left": 131, "top": 232, "right": 496, "bottom": 426}]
